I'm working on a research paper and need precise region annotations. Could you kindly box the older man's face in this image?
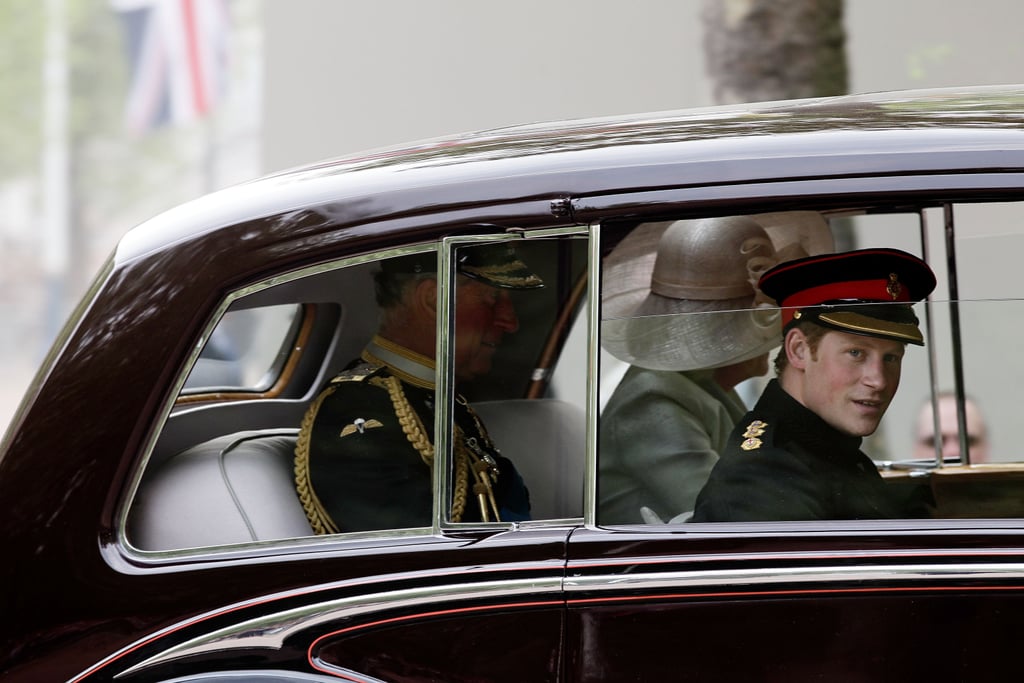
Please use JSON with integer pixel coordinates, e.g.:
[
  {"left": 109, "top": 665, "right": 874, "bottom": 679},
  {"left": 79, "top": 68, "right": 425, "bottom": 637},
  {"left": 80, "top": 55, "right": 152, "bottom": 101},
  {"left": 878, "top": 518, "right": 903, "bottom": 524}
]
[{"left": 452, "top": 278, "right": 519, "bottom": 382}]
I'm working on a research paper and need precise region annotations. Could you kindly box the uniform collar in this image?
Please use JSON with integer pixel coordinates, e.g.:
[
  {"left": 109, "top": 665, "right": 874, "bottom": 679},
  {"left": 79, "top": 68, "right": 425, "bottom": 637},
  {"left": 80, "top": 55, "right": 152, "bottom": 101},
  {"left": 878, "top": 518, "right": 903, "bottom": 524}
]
[
  {"left": 759, "top": 379, "right": 864, "bottom": 454},
  {"left": 362, "top": 335, "right": 436, "bottom": 389}
]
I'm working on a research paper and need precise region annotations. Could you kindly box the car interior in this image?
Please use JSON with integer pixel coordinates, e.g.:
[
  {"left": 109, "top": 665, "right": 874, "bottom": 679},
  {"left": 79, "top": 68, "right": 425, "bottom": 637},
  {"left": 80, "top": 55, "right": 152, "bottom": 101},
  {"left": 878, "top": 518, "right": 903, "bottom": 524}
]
[
  {"left": 127, "top": 236, "right": 589, "bottom": 552},
  {"left": 597, "top": 203, "right": 1024, "bottom": 522},
  {"left": 126, "top": 200, "right": 1024, "bottom": 554}
]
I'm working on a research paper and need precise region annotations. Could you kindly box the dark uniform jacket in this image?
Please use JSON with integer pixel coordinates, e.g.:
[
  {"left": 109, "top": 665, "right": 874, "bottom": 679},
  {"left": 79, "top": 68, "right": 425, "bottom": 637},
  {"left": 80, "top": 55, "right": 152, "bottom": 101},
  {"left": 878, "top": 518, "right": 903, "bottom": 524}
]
[
  {"left": 294, "top": 337, "right": 530, "bottom": 534},
  {"left": 692, "top": 379, "right": 904, "bottom": 522}
]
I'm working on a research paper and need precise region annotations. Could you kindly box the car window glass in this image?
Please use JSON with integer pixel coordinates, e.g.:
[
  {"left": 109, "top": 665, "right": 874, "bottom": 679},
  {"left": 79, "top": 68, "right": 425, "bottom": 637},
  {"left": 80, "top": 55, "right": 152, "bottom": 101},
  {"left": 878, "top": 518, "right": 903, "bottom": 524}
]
[
  {"left": 129, "top": 253, "right": 431, "bottom": 551},
  {"left": 130, "top": 232, "right": 591, "bottom": 554},
  {"left": 182, "top": 304, "right": 303, "bottom": 393},
  {"left": 445, "top": 237, "right": 588, "bottom": 524},
  {"left": 597, "top": 204, "right": 1024, "bottom": 525}
]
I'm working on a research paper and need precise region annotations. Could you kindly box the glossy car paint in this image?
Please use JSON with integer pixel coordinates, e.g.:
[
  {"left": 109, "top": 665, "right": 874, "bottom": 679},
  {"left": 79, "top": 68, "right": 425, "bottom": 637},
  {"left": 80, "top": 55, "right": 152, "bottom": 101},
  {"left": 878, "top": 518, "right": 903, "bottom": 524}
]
[
  {"left": 3, "top": 85, "right": 1024, "bottom": 680},
  {"left": 564, "top": 527, "right": 1024, "bottom": 679}
]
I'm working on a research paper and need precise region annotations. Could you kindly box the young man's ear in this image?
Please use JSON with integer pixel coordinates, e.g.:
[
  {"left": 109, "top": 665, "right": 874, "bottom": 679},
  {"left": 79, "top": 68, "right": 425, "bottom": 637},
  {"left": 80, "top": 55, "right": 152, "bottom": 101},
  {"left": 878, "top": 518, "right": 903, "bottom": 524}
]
[{"left": 784, "top": 327, "right": 810, "bottom": 370}]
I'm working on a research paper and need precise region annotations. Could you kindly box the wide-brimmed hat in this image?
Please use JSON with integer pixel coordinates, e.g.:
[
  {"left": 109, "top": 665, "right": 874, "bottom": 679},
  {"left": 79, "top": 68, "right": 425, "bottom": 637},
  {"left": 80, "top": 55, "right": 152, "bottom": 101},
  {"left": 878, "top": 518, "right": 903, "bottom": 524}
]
[{"left": 601, "top": 212, "right": 834, "bottom": 370}]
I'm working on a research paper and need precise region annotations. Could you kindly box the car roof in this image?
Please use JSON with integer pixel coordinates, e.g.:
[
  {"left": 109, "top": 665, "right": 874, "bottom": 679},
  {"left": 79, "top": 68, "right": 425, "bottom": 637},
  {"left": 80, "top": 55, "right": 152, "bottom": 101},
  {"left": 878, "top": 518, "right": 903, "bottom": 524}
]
[{"left": 117, "top": 84, "right": 1024, "bottom": 262}]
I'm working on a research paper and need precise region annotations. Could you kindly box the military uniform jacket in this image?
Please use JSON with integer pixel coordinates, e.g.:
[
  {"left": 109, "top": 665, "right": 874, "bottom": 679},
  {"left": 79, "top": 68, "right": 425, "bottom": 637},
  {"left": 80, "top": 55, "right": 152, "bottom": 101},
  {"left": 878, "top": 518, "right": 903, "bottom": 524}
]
[
  {"left": 691, "top": 379, "right": 904, "bottom": 522},
  {"left": 294, "top": 337, "right": 530, "bottom": 534}
]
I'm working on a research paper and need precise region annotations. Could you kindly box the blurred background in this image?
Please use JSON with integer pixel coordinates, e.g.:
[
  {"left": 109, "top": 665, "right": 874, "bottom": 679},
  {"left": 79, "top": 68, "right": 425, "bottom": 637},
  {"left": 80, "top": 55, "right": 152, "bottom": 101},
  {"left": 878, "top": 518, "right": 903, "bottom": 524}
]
[{"left": 3, "top": 0, "right": 1023, "bottom": 434}]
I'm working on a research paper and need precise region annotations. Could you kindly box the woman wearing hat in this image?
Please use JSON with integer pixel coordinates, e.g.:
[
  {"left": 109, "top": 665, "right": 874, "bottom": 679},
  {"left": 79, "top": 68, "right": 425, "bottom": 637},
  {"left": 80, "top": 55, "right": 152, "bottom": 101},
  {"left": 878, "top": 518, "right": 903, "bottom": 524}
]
[{"left": 599, "top": 213, "right": 832, "bottom": 524}]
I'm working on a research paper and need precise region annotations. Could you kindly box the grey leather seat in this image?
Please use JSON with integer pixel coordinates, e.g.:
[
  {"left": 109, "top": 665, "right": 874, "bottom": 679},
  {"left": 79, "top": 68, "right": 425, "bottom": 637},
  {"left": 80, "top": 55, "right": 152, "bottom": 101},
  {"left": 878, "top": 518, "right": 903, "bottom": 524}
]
[
  {"left": 130, "top": 430, "right": 312, "bottom": 551},
  {"left": 471, "top": 398, "right": 585, "bottom": 520},
  {"left": 130, "top": 398, "right": 586, "bottom": 551}
]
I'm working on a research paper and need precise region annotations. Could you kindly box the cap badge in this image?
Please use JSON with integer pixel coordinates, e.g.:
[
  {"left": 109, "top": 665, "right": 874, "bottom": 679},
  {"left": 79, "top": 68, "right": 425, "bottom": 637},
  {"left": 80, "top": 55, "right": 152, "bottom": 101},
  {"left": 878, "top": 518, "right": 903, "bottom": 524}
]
[{"left": 886, "top": 273, "right": 902, "bottom": 300}]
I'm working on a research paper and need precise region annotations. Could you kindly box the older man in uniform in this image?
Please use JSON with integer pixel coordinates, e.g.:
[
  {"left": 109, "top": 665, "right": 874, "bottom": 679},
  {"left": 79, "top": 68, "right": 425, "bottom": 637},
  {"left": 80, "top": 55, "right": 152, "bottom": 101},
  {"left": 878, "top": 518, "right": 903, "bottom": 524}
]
[
  {"left": 294, "top": 244, "right": 542, "bottom": 534},
  {"left": 692, "top": 248, "right": 936, "bottom": 522}
]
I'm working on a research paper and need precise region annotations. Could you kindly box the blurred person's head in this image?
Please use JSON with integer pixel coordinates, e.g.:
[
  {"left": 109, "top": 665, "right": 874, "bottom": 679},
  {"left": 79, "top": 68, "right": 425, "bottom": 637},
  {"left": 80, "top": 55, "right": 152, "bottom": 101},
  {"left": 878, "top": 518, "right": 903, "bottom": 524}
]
[{"left": 914, "top": 392, "right": 990, "bottom": 463}]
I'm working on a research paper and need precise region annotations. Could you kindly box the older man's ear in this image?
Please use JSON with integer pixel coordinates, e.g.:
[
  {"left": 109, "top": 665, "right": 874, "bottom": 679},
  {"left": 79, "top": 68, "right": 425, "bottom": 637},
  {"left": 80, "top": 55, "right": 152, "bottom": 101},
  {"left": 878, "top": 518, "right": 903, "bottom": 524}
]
[{"left": 413, "top": 277, "right": 438, "bottom": 317}]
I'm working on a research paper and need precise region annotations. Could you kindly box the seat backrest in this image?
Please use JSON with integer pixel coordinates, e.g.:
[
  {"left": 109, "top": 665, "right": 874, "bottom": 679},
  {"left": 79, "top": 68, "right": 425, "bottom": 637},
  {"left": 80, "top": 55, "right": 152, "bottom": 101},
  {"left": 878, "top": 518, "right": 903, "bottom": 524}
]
[
  {"left": 471, "top": 398, "right": 585, "bottom": 520},
  {"left": 131, "top": 399, "right": 584, "bottom": 551},
  {"left": 929, "top": 465, "right": 1024, "bottom": 518},
  {"left": 130, "top": 430, "right": 313, "bottom": 551}
]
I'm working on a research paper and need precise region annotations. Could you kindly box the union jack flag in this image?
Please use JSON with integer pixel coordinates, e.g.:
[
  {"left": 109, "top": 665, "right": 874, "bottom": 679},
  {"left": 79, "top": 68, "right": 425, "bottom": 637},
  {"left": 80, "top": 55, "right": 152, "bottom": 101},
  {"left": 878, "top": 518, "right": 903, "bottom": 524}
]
[{"left": 111, "top": 0, "right": 230, "bottom": 133}]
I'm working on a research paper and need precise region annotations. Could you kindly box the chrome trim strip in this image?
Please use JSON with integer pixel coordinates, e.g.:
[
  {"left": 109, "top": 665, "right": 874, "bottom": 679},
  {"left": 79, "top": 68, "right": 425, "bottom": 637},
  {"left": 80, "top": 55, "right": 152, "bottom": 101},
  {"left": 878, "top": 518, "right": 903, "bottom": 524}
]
[
  {"left": 564, "top": 562, "right": 1024, "bottom": 595},
  {"left": 568, "top": 544, "right": 1024, "bottom": 569},
  {"left": 584, "top": 222, "right": 601, "bottom": 527},
  {"left": 514, "top": 225, "right": 588, "bottom": 239},
  {"left": 943, "top": 202, "right": 972, "bottom": 465},
  {"left": 919, "top": 208, "right": 944, "bottom": 469},
  {"left": 117, "top": 576, "right": 563, "bottom": 678},
  {"left": 434, "top": 238, "right": 456, "bottom": 532}
]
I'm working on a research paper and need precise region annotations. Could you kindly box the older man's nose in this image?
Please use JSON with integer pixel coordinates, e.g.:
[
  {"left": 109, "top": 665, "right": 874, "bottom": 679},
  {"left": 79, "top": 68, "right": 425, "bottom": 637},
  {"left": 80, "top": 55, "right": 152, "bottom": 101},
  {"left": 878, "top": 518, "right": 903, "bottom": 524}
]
[{"left": 494, "top": 293, "right": 519, "bottom": 333}]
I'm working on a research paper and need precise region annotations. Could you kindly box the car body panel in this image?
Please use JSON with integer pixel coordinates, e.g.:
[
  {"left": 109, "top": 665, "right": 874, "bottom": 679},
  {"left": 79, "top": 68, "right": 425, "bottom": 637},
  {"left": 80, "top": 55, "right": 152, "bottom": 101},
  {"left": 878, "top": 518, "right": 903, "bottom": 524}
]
[{"left": 5, "top": 84, "right": 1024, "bottom": 680}]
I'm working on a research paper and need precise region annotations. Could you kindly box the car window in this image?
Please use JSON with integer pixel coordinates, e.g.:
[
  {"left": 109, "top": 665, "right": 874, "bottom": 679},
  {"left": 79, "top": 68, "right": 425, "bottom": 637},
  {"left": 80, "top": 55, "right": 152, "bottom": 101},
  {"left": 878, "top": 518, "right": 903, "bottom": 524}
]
[
  {"left": 443, "top": 237, "right": 589, "bottom": 525},
  {"left": 127, "top": 232, "right": 590, "bottom": 554},
  {"left": 596, "top": 203, "right": 1024, "bottom": 526},
  {"left": 181, "top": 304, "right": 304, "bottom": 394},
  {"left": 129, "top": 255, "right": 378, "bottom": 551}
]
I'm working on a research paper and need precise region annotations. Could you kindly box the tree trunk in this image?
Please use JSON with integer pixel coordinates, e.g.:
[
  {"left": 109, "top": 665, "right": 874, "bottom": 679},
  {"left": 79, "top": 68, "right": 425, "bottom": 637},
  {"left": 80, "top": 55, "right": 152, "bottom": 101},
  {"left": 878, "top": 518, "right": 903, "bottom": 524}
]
[{"left": 702, "top": 0, "right": 848, "bottom": 105}]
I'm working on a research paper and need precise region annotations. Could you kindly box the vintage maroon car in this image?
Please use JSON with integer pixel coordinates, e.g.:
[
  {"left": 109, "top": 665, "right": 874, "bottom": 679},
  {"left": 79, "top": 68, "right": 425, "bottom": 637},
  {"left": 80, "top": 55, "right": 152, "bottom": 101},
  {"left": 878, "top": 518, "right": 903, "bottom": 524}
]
[{"left": 5, "top": 84, "right": 1024, "bottom": 681}]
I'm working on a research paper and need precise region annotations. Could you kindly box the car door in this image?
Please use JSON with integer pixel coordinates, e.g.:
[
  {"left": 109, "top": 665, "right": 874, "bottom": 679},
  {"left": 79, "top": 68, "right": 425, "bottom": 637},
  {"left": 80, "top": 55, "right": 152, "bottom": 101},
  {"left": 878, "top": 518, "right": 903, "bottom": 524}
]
[
  {"left": 570, "top": 201, "right": 1024, "bottom": 681},
  {"left": 74, "top": 229, "right": 591, "bottom": 682}
]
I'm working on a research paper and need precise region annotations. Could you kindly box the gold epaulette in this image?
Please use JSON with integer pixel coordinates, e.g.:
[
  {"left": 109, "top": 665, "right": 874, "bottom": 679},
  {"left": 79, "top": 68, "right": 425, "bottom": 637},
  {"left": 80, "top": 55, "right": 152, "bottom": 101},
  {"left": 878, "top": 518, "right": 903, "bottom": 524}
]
[{"left": 326, "top": 360, "right": 383, "bottom": 385}]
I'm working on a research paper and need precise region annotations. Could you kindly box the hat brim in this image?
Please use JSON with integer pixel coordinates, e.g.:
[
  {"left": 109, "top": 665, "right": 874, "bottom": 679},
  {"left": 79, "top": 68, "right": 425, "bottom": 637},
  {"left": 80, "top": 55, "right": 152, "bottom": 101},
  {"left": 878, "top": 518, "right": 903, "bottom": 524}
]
[
  {"left": 602, "top": 296, "right": 782, "bottom": 370},
  {"left": 460, "top": 260, "right": 544, "bottom": 289},
  {"left": 600, "top": 212, "right": 833, "bottom": 369},
  {"left": 796, "top": 302, "right": 926, "bottom": 345},
  {"left": 456, "top": 243, "right": 545, "bottom": 290}
]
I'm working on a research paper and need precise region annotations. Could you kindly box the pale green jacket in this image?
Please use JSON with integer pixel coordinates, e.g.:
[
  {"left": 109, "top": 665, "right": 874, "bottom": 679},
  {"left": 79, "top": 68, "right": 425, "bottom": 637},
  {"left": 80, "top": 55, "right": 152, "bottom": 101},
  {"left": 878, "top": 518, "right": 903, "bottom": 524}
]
[{"left": 599, "top": 367, "right": 748, "bottom": 524}]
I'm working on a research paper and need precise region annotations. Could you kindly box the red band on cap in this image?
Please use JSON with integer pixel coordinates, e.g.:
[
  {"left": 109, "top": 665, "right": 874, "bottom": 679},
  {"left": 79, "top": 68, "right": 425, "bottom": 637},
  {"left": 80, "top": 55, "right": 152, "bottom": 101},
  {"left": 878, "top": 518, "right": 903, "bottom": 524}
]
[{"left": 779, "top": 278, "right": 910, "bottom": 327}]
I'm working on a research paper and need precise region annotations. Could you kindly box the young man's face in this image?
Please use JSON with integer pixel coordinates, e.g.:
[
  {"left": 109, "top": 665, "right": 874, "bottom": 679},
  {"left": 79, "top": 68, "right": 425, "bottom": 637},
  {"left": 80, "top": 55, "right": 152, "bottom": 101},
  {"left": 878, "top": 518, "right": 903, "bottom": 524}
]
[
  {"left": 452, "top": 278, "right": 519, "bottom": 382},
  {"left": 789, "top": 328, "right": 906, "bottom": 437}
]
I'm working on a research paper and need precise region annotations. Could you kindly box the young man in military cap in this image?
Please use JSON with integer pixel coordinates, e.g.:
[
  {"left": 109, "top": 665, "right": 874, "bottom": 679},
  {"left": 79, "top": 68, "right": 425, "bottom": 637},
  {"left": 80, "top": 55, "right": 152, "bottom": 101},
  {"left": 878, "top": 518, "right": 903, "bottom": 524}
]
[
  {"left": 295, "top": 243, "right": 543, "bottom": 534},
  {"left": 691, "top": 248, "right": 936, "bottom": 522}
]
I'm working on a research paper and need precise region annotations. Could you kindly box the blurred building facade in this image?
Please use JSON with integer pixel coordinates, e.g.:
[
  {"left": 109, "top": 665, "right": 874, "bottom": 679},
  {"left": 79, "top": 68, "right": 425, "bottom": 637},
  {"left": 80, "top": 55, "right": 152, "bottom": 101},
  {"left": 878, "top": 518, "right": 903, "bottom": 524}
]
[
  {"left": 262, "top": 1, "right": 1024, "bottom": 169},
  {"left": 3, "top": 0, "right": 1024, "bottom": 436}
]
